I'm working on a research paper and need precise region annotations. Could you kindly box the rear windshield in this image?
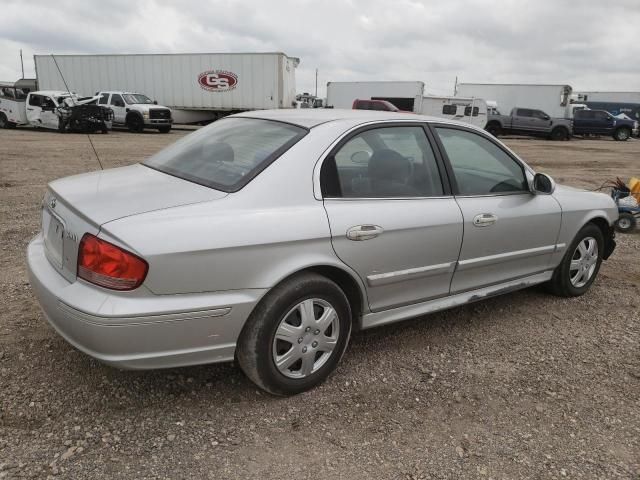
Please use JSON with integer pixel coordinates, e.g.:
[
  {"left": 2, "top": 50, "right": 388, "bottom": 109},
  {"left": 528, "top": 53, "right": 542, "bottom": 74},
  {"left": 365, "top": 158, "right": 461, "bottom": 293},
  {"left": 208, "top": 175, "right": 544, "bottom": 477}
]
[{"left": 144, "top": 118, "right": 307, "bottom": 192}]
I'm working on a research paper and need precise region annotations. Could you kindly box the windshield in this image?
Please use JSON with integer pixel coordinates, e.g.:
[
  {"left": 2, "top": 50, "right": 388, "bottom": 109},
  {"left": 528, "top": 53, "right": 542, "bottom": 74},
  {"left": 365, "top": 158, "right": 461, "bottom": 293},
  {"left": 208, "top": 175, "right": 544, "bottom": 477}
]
[
  {"left": 123, "top": 94, "right": 153, "bottom": 105},
  {"left": 144, "top": 118, "right": 307, "bottom": 192}
]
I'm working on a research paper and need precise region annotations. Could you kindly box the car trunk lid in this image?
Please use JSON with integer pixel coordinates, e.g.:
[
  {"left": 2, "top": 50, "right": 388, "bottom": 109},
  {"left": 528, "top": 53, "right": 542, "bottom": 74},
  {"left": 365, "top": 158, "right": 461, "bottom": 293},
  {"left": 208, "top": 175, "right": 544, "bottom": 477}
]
[{"left": 42, "top": 164, "right": 226, "bottom": 282}]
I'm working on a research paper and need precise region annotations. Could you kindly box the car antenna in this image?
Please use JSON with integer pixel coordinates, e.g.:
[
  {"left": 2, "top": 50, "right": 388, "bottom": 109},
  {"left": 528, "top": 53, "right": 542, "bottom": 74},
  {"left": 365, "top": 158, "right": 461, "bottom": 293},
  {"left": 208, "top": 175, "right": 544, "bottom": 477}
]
[{"left": 50, "top": 54, "right": 104, "bottom": 170}]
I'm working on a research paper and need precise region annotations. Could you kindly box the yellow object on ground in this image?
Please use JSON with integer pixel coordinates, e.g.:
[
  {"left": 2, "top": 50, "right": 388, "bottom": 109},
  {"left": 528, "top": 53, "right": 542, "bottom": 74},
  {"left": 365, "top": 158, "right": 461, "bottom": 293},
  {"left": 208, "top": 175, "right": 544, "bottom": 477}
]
[{"left": 630, "top": 177, "right": 640, "bottom": 202}]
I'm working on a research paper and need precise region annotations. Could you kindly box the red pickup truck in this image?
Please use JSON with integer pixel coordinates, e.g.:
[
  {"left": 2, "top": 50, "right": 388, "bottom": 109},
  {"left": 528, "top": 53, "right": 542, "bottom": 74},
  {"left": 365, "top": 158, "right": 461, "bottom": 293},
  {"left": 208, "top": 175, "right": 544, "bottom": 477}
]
[{"left": 352, "top": 99, "right": 412, "bottom": 112}]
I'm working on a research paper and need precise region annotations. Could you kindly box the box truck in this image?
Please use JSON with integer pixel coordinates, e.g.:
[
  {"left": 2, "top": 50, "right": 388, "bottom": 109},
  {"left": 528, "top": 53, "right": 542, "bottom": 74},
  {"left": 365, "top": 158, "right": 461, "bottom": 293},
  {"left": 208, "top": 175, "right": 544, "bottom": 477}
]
[
  {"left": 455, "top": 83, "right": 574, "bottom": 119},
  {"left": 34, "top": 52, "right": 299, "bottom": 123},
  {"left": 326, "top": 81, "right": 425, "bottom": 112}
]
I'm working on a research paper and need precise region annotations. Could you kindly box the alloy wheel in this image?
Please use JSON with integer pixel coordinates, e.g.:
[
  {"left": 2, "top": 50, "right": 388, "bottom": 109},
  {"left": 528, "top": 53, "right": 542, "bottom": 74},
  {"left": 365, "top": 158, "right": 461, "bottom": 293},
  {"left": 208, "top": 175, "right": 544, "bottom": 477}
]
[
  {"left": 272, "top": 298, "right": 340, "bottom": 379},
  {"left": 569, "top": 236, "right": 599, "bottom": 288}
]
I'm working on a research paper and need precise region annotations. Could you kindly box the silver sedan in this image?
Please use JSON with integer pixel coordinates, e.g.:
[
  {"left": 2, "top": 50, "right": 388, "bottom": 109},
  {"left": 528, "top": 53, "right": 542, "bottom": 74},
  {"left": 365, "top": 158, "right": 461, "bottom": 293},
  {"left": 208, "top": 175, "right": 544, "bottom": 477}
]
[{"left": 27, "top": 109, "right": 618, "bottom": 395}]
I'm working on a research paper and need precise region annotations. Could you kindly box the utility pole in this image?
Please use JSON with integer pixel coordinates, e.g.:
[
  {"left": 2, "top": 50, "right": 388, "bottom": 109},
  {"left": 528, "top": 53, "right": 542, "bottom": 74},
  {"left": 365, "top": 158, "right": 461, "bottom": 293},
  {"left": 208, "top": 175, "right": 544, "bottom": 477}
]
[
  {"left": 315, "top": 68, "right": 318, "bottom": 97},
  {"left": 20, "top": 49, "right": 25, "bottom": 78}
]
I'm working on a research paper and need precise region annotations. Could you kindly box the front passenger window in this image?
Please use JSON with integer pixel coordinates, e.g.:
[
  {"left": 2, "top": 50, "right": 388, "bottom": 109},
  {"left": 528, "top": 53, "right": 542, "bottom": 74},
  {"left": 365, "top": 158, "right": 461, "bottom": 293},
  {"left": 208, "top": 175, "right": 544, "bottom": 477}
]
[{"left": 435, "top": 128, "right": 528, "bottom": 196}]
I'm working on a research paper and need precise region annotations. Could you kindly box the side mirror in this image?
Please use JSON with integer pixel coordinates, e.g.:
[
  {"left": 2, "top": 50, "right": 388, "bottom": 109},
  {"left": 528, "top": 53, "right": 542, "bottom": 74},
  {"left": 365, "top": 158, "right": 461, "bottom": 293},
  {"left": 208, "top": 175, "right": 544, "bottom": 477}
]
[
  {"left": 532, "top": 173, "right": 555, "bottom": 194},
  {"left": 153, "top": 100, "right": 158, "bottom": 105},
  {"left": 543, "top": 115, "right": 550, "bottom": 120}
]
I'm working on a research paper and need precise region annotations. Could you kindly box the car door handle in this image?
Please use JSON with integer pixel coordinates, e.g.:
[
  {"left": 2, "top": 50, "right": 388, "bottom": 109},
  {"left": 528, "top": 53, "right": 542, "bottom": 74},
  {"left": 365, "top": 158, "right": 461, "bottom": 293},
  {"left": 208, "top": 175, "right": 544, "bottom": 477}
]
[
  {"left": 346, "top": 225, "right": 384, "bottom": 241},
  {"left": 473, "top": 213, "right": 498, "bottom": 227}
]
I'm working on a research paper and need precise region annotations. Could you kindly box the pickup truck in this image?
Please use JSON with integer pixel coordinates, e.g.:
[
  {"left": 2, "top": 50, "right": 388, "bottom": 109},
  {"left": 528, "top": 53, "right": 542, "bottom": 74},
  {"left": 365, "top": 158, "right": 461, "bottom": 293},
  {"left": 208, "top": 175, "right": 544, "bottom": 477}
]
[
  {"left": 573, "top": 109, "right": 637, "bottom": 141},
  {"left": 485, "top": 107, "right": 572, "bottom": 140},
  {"left": 96, "top": 91, "right": 172, "bottom": 133},
  {"left": 0, "top": 86, "right": 112, "bottom": 133},
  {"left": 352, "top": 99, "right": 410, "bottom": 112}
]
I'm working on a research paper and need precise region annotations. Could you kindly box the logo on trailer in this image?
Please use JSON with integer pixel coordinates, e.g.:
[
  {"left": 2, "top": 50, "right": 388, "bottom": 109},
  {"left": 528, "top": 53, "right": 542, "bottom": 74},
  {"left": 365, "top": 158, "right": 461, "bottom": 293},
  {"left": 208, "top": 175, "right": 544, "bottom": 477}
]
[{"left": 198, "top": 70, "right": 238, "bottom": 92}]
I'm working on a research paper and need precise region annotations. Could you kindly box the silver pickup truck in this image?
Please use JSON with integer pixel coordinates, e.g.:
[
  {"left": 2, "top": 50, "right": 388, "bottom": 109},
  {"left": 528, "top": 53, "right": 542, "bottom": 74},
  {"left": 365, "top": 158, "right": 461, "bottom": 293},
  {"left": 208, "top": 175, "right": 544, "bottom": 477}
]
[{"left": 485, "top": 107, "right": 572, "bottom": 140}]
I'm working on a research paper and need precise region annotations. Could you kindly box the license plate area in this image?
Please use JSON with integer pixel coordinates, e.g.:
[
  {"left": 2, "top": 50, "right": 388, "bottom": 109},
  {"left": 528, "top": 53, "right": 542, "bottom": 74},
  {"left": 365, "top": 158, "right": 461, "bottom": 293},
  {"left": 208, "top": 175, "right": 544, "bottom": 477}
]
[{"left": 43, "top": 208, "right": 64, "bottom": 269}]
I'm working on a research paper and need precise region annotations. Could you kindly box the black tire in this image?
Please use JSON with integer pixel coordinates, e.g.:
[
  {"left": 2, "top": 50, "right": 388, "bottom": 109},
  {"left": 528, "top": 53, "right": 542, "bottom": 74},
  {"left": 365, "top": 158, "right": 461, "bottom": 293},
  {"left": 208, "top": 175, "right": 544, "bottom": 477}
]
[
  {"left": 0, "top": 112, "right": 8, "bottom": 129},
  {"left": 126, "top": 114, "right": 144, "bottom": 133},
  {"left": 615, "top": 212, "right": 636, "bottom": 233},
  {"left": 158, "top": 126, "right": 171, "bottom": 133},
  {"left": 613, "top": 127, "right": 631, "bottom": 141},
  {"left": 236, "top": 272, "right": 352, "bottom": 396},
  {"left": 551, "top": 127, "right": 569, "bottom": 141},
  {"left": 486, "top": 122, "right": 501, "bottom": 137},
  {"left": 546, "top": 223, "right": 604, "bottom": 297}
]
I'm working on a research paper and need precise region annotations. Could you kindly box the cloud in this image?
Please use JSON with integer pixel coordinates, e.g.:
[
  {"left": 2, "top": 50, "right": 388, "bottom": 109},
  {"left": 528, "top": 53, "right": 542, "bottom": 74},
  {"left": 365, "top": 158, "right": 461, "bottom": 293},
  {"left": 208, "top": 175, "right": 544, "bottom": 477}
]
[{"left": 1, "top": 0, "right": 639, "bottom": 96}]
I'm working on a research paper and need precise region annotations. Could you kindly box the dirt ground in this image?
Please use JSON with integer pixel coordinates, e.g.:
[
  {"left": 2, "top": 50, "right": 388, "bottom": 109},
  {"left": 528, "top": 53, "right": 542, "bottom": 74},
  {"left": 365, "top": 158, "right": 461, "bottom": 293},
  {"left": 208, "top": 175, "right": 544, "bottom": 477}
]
[{"left": 0, "top": 127, "right": 638, "bottom": 480}]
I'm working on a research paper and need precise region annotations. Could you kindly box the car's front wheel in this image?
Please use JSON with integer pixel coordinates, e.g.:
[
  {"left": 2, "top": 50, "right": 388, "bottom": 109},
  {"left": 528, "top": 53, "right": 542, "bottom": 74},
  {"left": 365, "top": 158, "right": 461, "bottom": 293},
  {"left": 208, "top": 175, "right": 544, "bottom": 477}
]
[
  {"left": 546, "top": 223, "right": 604, "bottom": 297},
  {"left": 236, "top": 273, "right": 352, "bottom": 395}
]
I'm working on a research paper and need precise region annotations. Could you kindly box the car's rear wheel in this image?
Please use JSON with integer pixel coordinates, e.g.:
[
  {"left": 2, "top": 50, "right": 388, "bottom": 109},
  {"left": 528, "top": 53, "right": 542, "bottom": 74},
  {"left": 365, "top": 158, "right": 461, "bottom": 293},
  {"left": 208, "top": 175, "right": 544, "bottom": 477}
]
[
  {"left": 236, "top": 273, "right": 352, "bottom": 396},
  {"left": 546, "top": 223, "right": 604, "bottom": 297},
  {"left": 614, "top": 127, "right": 631, "bottom": 141},
  {"left": 0, "top": 112, "right": 11, "bottom": 129},
  {"left": 485, "top": 122, "right": 501, "bottom": 137},
  {"left": 615, "top": 212, "right": 636, "bottom": 233}
]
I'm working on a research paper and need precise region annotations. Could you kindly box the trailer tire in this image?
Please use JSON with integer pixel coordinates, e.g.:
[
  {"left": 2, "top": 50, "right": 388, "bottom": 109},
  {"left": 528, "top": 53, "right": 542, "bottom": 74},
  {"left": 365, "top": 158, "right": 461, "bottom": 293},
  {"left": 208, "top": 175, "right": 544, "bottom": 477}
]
[
  {"left": 551, "top": 127, "right": 569, "bottom": 141},
  {"left": 615, "top": 212, "right": 636, "bottom": 233},
  {"left": 485, "top": 122, "right": 501, "bottom": 137},
  {"left": 126, "top": 114, "right": 144, "bottom": 133},
  {"left": 613, "top": 127, "right": 631, "bottom": 141}
]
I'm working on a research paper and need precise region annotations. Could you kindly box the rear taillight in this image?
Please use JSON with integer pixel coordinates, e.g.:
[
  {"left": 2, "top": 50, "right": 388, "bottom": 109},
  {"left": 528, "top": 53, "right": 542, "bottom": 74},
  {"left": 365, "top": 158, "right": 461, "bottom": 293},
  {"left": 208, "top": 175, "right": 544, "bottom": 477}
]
[{"left": 77, "top": 234, "right": 148, "bottom": 291}]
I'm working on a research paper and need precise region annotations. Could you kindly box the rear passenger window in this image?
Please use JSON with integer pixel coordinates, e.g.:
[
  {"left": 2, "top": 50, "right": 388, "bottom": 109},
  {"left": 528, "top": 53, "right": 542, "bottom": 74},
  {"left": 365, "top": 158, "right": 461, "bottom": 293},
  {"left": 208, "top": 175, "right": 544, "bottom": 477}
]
[
  {"left": 322, "top": 126, "right": 444, "bottom": 198},
  {"left": 442, "top": 105, "right": 457, "bottom": 115},
  {"left": 516, "top": 109, "right": 532, "bottom": 117},
  {"left": 98, "top": 93, "right": 109, "bottom": 105}
]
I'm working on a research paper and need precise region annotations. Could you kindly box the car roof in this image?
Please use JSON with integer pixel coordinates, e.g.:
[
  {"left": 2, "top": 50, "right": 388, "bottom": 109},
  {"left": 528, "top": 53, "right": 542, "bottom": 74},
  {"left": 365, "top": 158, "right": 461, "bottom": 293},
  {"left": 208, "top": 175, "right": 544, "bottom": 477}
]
[{"left": 233, "top": 108, "right": 462, "bottom": 129}]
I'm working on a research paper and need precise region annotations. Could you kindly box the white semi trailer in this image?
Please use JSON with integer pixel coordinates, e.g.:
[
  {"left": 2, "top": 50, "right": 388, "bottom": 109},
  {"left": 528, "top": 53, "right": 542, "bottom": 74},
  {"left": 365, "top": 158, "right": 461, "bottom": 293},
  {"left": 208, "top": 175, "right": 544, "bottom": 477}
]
[
  {"left": 34, "top": 52, "right": 299, "bottom": 123},
  {"left": 455, "top": 83, "right": 574, "bottom": 119}
]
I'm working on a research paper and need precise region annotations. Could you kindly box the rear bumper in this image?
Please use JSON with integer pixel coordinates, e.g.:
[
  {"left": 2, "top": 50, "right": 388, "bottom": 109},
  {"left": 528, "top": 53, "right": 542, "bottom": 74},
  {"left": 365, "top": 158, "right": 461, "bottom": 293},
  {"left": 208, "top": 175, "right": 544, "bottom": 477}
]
[{"left": 27, "top": 234, "right": 265, "bottom": 369}]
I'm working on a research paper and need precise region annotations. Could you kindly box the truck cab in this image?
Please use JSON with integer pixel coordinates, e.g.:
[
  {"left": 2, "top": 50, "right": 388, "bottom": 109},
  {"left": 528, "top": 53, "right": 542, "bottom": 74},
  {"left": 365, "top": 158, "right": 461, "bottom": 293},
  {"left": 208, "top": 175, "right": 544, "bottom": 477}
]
[
  {"left": 352, "top": 99, "right": 401, "bottom": 112},
  {"left": 573, "top": 109, "right": 638, "bottom": 141},
  {"left": 97, "top": 91, "right": 172, "bottom": 133}
]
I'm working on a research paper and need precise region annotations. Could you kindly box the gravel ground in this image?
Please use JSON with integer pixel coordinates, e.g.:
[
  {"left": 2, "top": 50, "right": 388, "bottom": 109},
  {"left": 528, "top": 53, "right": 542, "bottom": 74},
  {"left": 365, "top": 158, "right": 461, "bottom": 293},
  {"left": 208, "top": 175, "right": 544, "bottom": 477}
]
[{"left": 0, "top": 128, "right": 638, "bottom": 479}]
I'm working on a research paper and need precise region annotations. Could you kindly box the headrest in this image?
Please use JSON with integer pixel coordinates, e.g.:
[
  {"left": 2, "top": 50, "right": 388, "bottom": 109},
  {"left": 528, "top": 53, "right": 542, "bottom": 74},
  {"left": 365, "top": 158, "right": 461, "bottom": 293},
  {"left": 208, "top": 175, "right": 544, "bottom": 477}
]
[{"left": 368, "top": 149, "right": 410, "bottom": 181}]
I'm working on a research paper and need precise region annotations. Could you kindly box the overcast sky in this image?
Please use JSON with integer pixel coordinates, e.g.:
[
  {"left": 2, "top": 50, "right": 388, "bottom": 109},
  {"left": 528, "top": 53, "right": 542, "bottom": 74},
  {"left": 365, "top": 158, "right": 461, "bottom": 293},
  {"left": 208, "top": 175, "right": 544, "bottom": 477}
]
[{"left": 2, "top": 0, "right": 639, "bottom": 97}]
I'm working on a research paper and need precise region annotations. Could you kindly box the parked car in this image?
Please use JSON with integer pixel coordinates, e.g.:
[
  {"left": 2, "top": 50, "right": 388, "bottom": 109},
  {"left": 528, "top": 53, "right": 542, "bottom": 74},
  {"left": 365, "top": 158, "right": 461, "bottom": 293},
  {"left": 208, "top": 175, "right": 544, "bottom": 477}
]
[
  {"left": 572, "top": 109, "right": 637, "bottom": 141},
  {"left": 96, "top": 91, "right": 172, "bottom": 133},
  {"left": 485, "top": 107, "right": 572, "bottom": 140},
  {"left": 28, "top": 110, "right": 617, "bottom": 395}
]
